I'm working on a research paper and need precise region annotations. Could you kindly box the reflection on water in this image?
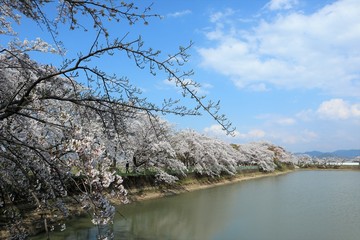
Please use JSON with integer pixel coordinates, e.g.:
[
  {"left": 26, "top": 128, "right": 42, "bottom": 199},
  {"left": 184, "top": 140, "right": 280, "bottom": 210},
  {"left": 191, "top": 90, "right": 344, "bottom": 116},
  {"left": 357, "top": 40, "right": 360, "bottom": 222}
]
[
  {"left": 33, "top": 170, "right": 360, "bottom": 240},
  {"left": 113, "top": 183, "right": 240, "bottom": 240}
]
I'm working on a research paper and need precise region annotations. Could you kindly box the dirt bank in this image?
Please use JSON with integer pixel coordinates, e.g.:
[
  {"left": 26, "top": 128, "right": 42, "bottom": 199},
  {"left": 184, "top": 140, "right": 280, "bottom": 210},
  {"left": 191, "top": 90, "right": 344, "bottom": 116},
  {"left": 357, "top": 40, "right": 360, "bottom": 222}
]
[
  {"left": 120, "top": 170, "right": 293, "bottom": 203},
  {"left": 1, "top": 170, "right": 292, "bottom": 239}
]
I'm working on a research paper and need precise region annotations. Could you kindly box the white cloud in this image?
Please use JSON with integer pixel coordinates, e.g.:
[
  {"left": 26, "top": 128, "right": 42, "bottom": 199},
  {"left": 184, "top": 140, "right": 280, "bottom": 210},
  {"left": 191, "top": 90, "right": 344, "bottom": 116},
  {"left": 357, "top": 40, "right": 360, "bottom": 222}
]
[
  {"left": 198, "top": 0, "right": 360, "bottom": 97},
  {"left": 351, "top": 104, "right": 360, "bottom": 117},
  {"left": 276, "top": 117, "right": 296, "bottom": 125},
  {"left": 295, "top": 109, "right": 314, "bottom": 122},
  {"left": 248, "top": 83, "right": 269, "bottom": 92},
  {"left": 209, "top": 8, "right": 235, "bottom": 23},
  {"left": 266, "top": 0, "right": 299, "bottom": 11},
  {"left": 256, "top": 114, "right": 296, "bottom": 126},
  {"left": 316, "top": 98, "right": 360, "bottom": 120},
  {"left": 167, "top": 10, "right": 192, "bottom": 18},
  {"left": 302, "top": 129, "right": 318, "bottom": 140},
  {"left": 204, "top": 124, "right": 234, "bottom": 136},
  {"left": 294, "top": 99, "right": 360, "bottom": 121},
  {"left": 246, "top": 129, "right": 266, "bottom": 138},
  {"left": 267, "top": 129, "right": 318, "bottom": 147}
]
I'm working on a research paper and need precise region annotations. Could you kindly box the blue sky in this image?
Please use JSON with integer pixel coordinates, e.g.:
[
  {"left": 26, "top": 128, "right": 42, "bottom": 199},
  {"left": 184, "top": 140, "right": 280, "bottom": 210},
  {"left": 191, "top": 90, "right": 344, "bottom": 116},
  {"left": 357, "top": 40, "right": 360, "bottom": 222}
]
[{"left": 12, "top": 0, "right": 360, "bottom": 152}]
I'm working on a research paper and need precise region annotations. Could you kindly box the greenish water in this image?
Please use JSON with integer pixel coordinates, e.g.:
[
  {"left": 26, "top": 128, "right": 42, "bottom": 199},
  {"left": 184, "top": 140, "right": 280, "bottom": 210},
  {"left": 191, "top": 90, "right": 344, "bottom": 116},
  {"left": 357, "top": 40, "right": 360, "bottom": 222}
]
[{"left": 33, "top": 170, "right": 360, "bottom": 240}]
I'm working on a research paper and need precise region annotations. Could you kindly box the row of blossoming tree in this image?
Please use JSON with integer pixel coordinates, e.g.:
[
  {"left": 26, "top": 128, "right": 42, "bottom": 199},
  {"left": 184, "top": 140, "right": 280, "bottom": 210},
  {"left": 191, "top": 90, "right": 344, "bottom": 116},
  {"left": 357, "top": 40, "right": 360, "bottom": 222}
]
[{"left": 1, "top": 1, "right": 296, "bottom": 239}]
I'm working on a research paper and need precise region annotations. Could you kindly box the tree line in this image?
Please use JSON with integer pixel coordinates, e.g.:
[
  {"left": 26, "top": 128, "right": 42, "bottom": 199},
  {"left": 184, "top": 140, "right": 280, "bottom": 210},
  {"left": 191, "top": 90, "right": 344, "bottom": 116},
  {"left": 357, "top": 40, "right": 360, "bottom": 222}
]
[{"left": 0, "top": 1, "right": 297, "bottom": 238}]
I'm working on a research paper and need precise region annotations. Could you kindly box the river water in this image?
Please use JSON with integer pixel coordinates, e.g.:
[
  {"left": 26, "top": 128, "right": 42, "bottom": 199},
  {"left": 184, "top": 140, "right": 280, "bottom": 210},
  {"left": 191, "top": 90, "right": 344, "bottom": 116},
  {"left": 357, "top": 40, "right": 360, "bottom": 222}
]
[{"left": 33, "top": 170, "right": 360, "bottom": 240}]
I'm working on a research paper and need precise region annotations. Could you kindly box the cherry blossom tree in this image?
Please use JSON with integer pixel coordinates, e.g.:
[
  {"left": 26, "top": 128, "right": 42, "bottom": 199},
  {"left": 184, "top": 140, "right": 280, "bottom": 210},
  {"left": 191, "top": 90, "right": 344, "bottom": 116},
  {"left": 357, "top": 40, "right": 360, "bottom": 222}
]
[
  {"left": 295, "top": 154, "right": 314, "bottom": 167},
  {"left": 236, "top": 142, "right": 296, "bottom": 172},
  {"left": 0, "top": 72, "right": 128, "bottom": 238},
  {"left": 123, "top": 113, "right": 187, "bottom": 183},
  {"left": 170, "top": 133, "right": 296, "bottom": 176},
  {"left": 170, "top": 130, "right": 241, "bottom": 177},
  {"left": 1, "top": 0, "right": 235, "bottom": 238}
]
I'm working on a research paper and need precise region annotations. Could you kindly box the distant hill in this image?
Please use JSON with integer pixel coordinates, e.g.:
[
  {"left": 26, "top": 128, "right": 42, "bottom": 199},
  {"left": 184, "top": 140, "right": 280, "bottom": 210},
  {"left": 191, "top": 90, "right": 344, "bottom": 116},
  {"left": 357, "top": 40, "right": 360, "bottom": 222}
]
[{"left": 297, "top": 149, "right": 360, "bottom": 159}]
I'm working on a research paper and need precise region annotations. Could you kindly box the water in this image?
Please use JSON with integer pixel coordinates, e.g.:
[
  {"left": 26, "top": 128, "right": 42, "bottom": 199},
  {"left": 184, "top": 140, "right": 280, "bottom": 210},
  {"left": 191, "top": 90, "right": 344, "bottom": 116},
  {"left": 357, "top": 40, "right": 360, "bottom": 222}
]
[{"left": 33, "top": 170, "right": 360, "bottom": 240}]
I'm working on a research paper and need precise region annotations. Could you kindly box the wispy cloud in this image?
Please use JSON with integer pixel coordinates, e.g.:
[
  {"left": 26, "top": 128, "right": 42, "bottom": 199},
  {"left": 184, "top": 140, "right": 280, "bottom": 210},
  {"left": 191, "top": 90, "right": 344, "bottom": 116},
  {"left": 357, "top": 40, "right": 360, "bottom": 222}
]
[
  {"left": 268, "top": 129, "right": 318, "bottom": 146},
  {"left": 256, "top": 114, "right": 297, "bottom": 126},
  {"left": 276, "top": 117, "right": 296, "bottom": 126},
  {"left": 209, "top": 8, "right": 234, "bottom": 23},
  {"left": 198, "top": 0, "right": 360, "bottom": 97},
  {"left": 248, "top": 83, "right": 269, "bottom": 92},
  {"left": 265, "top": 0, "right": 299, "bottom": 11},
  {"left": 167, "top": 10, "right": 192, "bottom": 18}
]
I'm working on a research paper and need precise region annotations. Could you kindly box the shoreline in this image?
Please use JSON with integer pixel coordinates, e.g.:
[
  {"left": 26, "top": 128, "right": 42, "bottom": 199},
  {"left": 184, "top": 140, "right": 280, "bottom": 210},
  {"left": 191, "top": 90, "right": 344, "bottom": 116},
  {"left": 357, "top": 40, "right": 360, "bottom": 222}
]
[
  {"left": 118, "top": 167, "right": 359, "bottom": 204},
  {"left": 122, "top": 170, "right": 293, "bottom": 203},
  {"left": 4, "top": 167, "right": 358, "bottom": 238},
  {"left": 1, "top": 170, "right": 291, "bottom": 239}
]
